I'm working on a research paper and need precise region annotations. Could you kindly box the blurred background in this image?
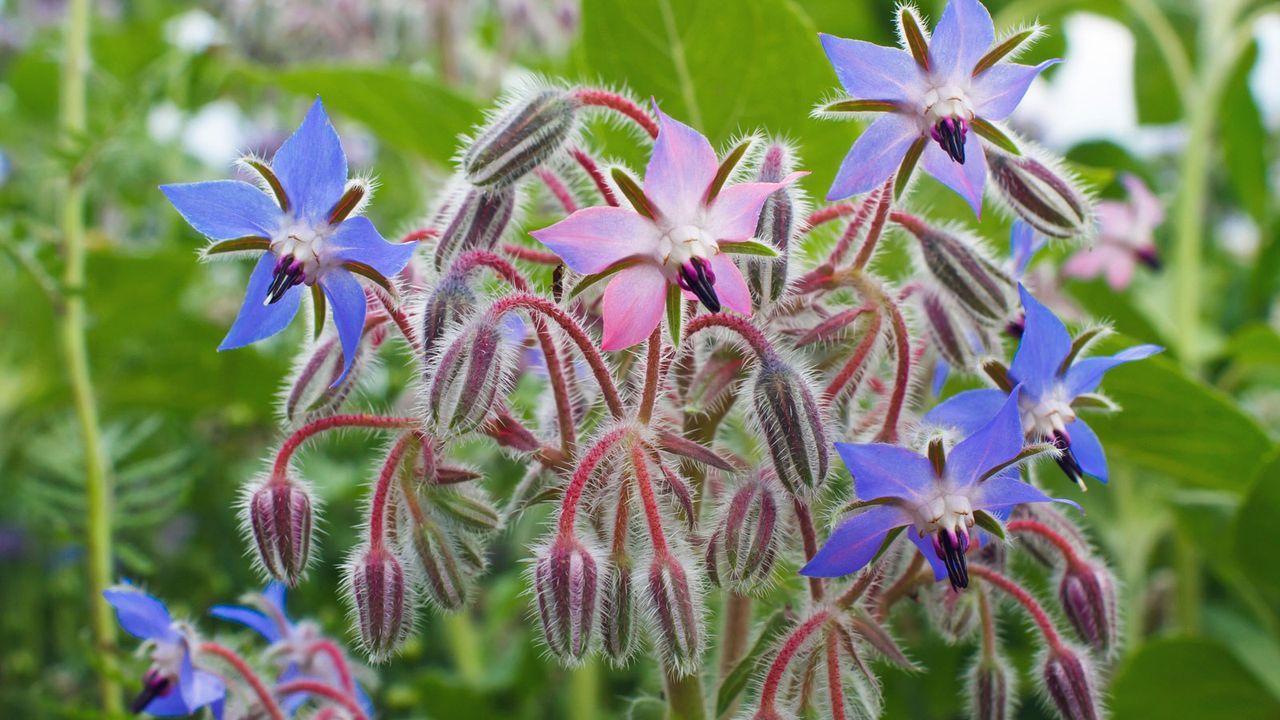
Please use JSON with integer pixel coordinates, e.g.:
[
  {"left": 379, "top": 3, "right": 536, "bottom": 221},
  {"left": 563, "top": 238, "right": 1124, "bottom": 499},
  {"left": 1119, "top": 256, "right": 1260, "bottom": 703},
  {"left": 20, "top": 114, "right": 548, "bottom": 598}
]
[{"left": 1, "top": 0, "right": 1278, "bottom": 717}]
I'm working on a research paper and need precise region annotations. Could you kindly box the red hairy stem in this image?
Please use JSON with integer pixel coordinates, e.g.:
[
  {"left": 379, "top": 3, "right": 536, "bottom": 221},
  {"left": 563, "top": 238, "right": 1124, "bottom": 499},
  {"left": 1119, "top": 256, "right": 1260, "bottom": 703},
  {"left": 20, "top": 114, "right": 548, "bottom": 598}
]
[
  {"left": 368, "top": 432, "right": 419, "bottom": 550},
  {"left": 759, "top": 610, "right": 832, "bottom": 708},
  {"left": 272, "top": 414, "right": 418, "bottom": 482},
  {"left": 306, "top": 640, "right": 356, "bottom": 695},
  {"left": 804, "top": 202, "right": 860, "bottom": 231},
  {"left": 833, "top": 568, "right": 878, "bottom": 611},
  {"left": 970, "top": 565, "right": 1065, "bottom": 652},
  {"left": 638, "top": 329, "right": 662, "bottom": 425},
  {"left": 488, "top": 293, "right": 625, "bottom": 417},
  {"left": 1008, "top": 519, "right": 1084, "bottom": 568},
  {"left": 557, "top": 426, "right": 635, "bottom": 535},
  {"left": 400, "top": 228, "right": 439, "bottom": 244},
  {"left": 571, "top": 88, "right": 660, "bottom": 138},
  {"left": 824, "top": 310, "right": 884, "bottom": 401},
  {"left": 630, "top": 442, "right": 670, "bottom": 555},
  {"left": 452, "top": 250, "right": 533, "bottom": 290},
  {"left": 275, "top": 679, "right": 369, "bottom": 720},
  {"left": 827, "top": 189, "right": 881, "bottom": 265},
  {"left": 534, "top": 167, "right": 578, "bottom": 214},
  {"left": 873, "top": 553, "right": 927, "bottom": 621},
  {"left": 570, "top": 147, "right": 619, "bottom": 206},
  {"left": 375, "top": 292, "right": 420, "bottom": 353},
  {"left": 684, "top": 312, "right": 779, "bottom": 364},
  {"left": 850, "top": 178, "right": 895, "bottom": 270},
  {"left": 793, "top": 499, "right": 825, "bottom": 602},
  {"left": 888, "top": 209, "right": 927, "bottom": 235},
  {"left": 825, "top": 629, "right": 848, "bottom": 720},
  {"left": 501, "top": 243, "right": 563, "bottom": 265},
  {"left": 875, "top": 294, "right": 912, "bottom": 443},
  {"left": 197, "top": 642, "right": 286, "bottom": 720}
]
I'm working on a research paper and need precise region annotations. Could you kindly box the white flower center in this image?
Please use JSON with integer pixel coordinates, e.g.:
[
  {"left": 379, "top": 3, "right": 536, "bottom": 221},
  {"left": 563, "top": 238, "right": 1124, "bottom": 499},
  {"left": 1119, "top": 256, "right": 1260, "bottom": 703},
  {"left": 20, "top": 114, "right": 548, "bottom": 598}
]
[
  {"left": 270, "top": 217, "right": 337, "bottom": 284},
  {"left": 657, "top": 223, "right": 717, "bottom": 278},
  {"left": 916, "top": 488, "right": 975, "bottom": 536},
  {"left": 1019, "top": 386, "right": 1077, "bottom": 439},
  {"left": 921, "top": 83, "right": 974, "bottom": 127},
  {"left": 149, "top": 635, "right": 187, "bottom": 679}
]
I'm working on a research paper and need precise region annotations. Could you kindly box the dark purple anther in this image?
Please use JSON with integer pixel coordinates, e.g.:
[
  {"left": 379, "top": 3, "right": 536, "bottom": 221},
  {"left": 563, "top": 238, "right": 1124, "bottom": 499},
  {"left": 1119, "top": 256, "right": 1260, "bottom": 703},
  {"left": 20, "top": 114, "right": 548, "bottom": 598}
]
[
  {"left": 1050, "top": 430, "right": 1087, "bottom": 489},
  {"left": 131, "top": 669, "right": 172, "bottom": 713},
  {"left": 933, "top": 527, "right": 970, "bottom": 590},
  {"left": 1136, "top": 246, "right": 1161, "bottom": 271},
  {"left": 265, "top": 258, "right": 305, "bottom": 305},
  {"left": 931, "top": 116, "right": 968, "bottom": 164},
  {"left": 676, "top": 257, "right": 721, "bottom": 313}
]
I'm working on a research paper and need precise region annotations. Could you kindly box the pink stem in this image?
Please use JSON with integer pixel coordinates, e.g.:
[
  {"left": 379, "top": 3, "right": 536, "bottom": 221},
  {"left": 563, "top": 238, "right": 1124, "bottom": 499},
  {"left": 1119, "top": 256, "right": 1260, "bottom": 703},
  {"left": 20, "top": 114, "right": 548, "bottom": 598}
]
[
  {"left": 557, "top": 426, "right": 634, "bottom": 535},
  {"left": 375, "top": 292, "right": 420, "bottom": 353},
  {"left": 368, "top": 432, "right": 418, "bottom": 550},
  {"left": 850, "top": 179, "right": 895, "bottom": 270},
  {"left": 572, "top": 88, "right": 660, "bottom": 138},
  {"left": 759, "top": 611, "right": 832, "bottom": 708},
  {"left": 571, "top": 147, "right": 619, "bottom": 206},
  {"left": 825, "top": 629, "right": 847, "bottom": 720},
  {"left": 630, "top": 442, "right": 669, "bottom": 555},
  {"left": 824, "top": 310, "right": 883, "bottom": 401},
  {"left": 970, "top": 565, "right": 1065, "bottom": 652},
  {"left": 502, "top": 243, "right": 563, "bottom": 265},
  {"left": 275, "top": 679, "right": 369, "bottom": 720},
  {"left": 198, "top": 642, "right": 286, "bottom": 720},
  {"left": 804, "top": 202, "right": 860, "bottom": 230},
  {"left": 794, "top": 499, "right": 825, "bottom": 602},
  {"left": 272, "top": 415, "right": 418, "bottom": 482},
  {"left": 827, "top": 190, "right": 881, "bottom": 265},
  {"left": 535, "top": 167, "right": 578, "bottom": 214},
  {"left": 400, "top": 228, "right": 439, "bottom": 244},
  {"left": 306, "top": 640, "right": 356, "bottom": 695},
  {"left": 875, "top": 299, "right": 911, "bottom": 443},
  {"left": 1008, "top": 519, "right": 1084, "bottom": 568},
  {"left": 684, "top": 312, "right": 778, "bottom": 363}
]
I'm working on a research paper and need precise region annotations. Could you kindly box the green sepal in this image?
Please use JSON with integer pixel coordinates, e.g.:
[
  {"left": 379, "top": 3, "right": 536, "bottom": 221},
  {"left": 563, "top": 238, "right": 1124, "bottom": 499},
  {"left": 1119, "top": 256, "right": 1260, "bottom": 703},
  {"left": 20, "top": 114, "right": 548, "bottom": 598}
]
[{"left": 718, "top": 240, "right": 779, "bottom": 257}]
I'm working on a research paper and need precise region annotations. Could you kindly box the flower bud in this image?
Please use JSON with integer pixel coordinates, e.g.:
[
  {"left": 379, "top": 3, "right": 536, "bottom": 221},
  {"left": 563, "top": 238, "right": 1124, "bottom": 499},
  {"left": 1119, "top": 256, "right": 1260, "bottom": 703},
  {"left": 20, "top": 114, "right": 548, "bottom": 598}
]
[
  {"left": 534, "top": 535, "right": 599, "bottom": 663},
  {"left": 921, "top": 290, "right": 975, "bottom": 370},
  {"left": 347, "top": 544, "right": 412, "bottom": 662},
  {"left": 925, "top": 583, "right": 980, "bottom": 643},
  {"left": 898, "top": 215, "right": 1015, "bottom": 326},
  {"left": 646, "top": 553, "right": 703, "bottom": 673},
  {"left": 1040, "top": 646, "right": 1100, "bottom": 720},
  {"left": 1058, "top": 560, "right": 1118, "bottom": 655},
  {"left": 424, "top": 314, "right": 512, "bottom": 433},
  {"left": 407, "top": 520, "right": 468, "bottom": 611},
  {"left": 752, "top": 359, "right": 829, "bottom": 497},
  {"left": 463, "top": 88, "right": 577, "bottom": 188},
  {"left": 428, "top": 487, "right": 502, "bottom": 534},
  {"left": 682, "top": 346, "right": 747, "bottom": 417},
  {"left": 746, "top": 145, "right": 796, "bottom": 307},
  {"left": 244, "top": 476, "right": 314, "bottom": 586},
  {"left": 988, "top": 151, "right": 1091, "bottom": 239},
  {"left": 967, "top": 654, "right": 1014, "bottom": 720},
  {"left": 710, "top": 478, "right": 780, "bottom": 592},
  {"left": 419, "top": 272, "right": 477, "bottom": 360},
  {"left": 284, "top": 334, "right": 369, "bottom": 425},
  {"left": 432, "top": 185, "right": 519, "bottom": 270},
  {"left": 599, "top": 560, "right": 637, "bottom": 663}
]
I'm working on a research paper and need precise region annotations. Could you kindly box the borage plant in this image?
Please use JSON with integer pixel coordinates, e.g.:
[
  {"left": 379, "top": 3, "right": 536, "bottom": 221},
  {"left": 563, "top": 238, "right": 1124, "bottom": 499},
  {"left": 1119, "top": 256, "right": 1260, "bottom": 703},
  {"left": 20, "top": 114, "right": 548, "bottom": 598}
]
[{"left": 154, "top": 1, "right": 1160, "bottom": 717}]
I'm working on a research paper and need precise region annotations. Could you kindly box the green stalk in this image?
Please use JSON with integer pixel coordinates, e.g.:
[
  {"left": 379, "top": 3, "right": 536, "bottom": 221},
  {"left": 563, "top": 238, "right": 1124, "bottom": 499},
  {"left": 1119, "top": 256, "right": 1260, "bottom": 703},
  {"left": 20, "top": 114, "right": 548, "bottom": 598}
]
[
  {"left": 444, "top": 613, "right": 484, "bottom": 685},
  {"left": 59, "top": 0, "right": 120, "bottom": 712},
  {"left": 665, "top": 667, "right": 707, "bottom": 720},
  {"left": 1172, "top": 97, "right": 1212, "bottom": 369},
  {"left": 568, "top": 658, "right": 599, "bottom": 720}
]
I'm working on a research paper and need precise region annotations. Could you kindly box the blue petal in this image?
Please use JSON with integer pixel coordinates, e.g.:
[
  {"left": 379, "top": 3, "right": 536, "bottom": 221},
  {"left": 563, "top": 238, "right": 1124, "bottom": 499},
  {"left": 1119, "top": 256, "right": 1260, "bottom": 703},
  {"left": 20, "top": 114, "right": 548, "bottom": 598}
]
[
  {"left": 186, "top": 670, "right": 227, "bottom": 713},
  {"left": 320, "top": 269, "right": 368, "bottom": 387},
  {"left": 908, "top": 530, "right": 948, "bottom": 581},
  {"left": 263, "top": 581, "right": 290, "bottom": 623},
  {"left": 947, "top": 389, "right": 1025, "bottom": 486},
  {"left": 272, "top": 98, "right": 348, "bottom": 222},
  {"left": 977, "top": 475, "right": 1080, "bottom": 515},
  {"left": 160, "top": 181, "right": 282, "bottom": 241},
  {"left": 103, "top": 588, "right": 177, "bottom": 642},
  {"left": 835, "top": 442, "right": 936, "bottom": 504},
  {"left": 177, "top": 646, "right": 198, "bottom": 709},
  {"left": 923, "top": 388, "right": 1008, "bottom": 436},
  {"left": 819, "top": 33, "right": 925, "bottom": 105},
  {"left": 800, "top": 504, "right": 911, "bottom": 577},
  {"left": 932, "top": 359, "right": 951, "bottom": 396},
  {"left": 928, "top": 0, "right": 996, "bottom": 78},
  {"left": 921, "top": 131, "right": 987, "bottom": 216},
  {"left": 144, "top": 689, "right": 197, "bottom": 716},
  {"left": 1009, "top": 284, "right": 1071, "bottom": 396},
  {"left": 1009, "top": 220, "right": 1043, "bottom": 278},
  {"left": 1066, "top": 419, "right": 1108, "bottom": 484},
  {"left": 209, "top": 604, "right": 282, "bottom": 643},
  {"left": 219, "top": 252, "right": 303, "bottom": 351},
  {"left": 1063, "top": 344, "right": 1163, "bottom": 397},
  {"left": 330, "top": 216, "right": 417, "bottom": 277},
  {"left": 972, "top": 60, "right": 1060, "bottom": 121},
  {"left": 827, "top": 112, "right": 919, "bottom": 201},
  {"left": 278, "top": 665, "right": 311, "bottom": 715},
  {"left": 355, "top": 681, "right": 375, "bottom": 716}
]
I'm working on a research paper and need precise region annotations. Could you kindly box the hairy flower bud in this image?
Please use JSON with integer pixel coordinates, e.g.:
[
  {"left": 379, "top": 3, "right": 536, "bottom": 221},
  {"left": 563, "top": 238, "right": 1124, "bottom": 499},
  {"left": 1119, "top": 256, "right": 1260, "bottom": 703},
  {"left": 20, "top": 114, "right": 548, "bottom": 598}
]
[
  {"left": 1040, "top": 646, "right": 1100, "bottom": 720},
  {"left": 646, "top": 553, "right": 702, "bottom": 673},
  {"left": 898, "top": 215, "right": 1015, "bottom": 326},
  {"left": 244, "top": 476, "right": 314, "bottom": 586},
  {"left": 463, "top": 88, "right": 577, "bottom": 188},
  {"left": 407, "top": 520, "right": 468, "bottom": 611},
  {"left": 284, "top": 333, "right": 370, "bottom": 425},
  {"left": 347, "top": 544, "right": 412, "bottom": 662},
  {"left": 988, "top": 151, "right": 1091, "bottom": 239},
  {"left": 534, "top": 535, "right": 599, "bottom": 663},
  {"left": 428, "top": 487, "right": 502, "bottom": 534},
  {"left": 710, "top": 477, "right": 780, "bottom": 591},
  {"left": 599, "top": 560, "right": 636, "bottom": 663},
  {"left": 926, "top": 583, "right": 980, "bottom": 643},
  {"left": 747, "top": 144, "right": 797, "bottom": 307},
  {"left": 424, "top": 314, "right": 512, "bottom": 433},
  {"left": 432, "top": 185, "right": 518, "bottom": 270},
  {"left": 419, "top": 272, "right": 477, "bottom": 359},
  {"left": 921, "top": 289, "right": 976, "bottom": 370},
  {"left": 967, "top": 654, "right": 1014, "bottom": 720},
  {"left": 753, "top": 359, "right": 829, "bottom": 497},
  {"left": 1058, "top": 560, "right": 1118, "bottom": 655}
]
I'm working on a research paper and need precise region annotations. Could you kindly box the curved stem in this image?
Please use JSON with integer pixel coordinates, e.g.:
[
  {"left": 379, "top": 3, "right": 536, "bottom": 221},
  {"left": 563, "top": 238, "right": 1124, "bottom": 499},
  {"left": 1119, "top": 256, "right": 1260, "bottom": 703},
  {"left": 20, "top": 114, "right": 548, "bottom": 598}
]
[
  {"left": 638, "top": 329, "right": 663, "bottom": 425},
  {"left": 570, "top": 147, "right": 619, "bottom": 206},
  {"left": 876, "top": 295, "right": 911, "bottom": 443},
  {"left": 535, "top": 167, "right": 578, "bottom": 214},
  {"left": 1123, "top": 0, "right": 1195, "bottom": 107},
  {"left": 571, "top": 88, "right": 660, "bottom": 138},
  {"left": 630, "top": 442, "right": 670, "bottom": 555},
  {"left": 199, "top": 642, "right": 287, "bottom": 720},
  {"left": 376, "top": 292, "right": 419, "bottom": 353},
  {"left": 502, "top": 243, "right": 563, "bottom": 265},
  {"left": 272, "top": 414, "right": 418, "bottom": 481},
  {"left": 275, "top": 679, "right": 369, "bottom": 720},
  {"left": 977, "top": 588, "right": 997, "bottom": 663},
  {"left": 851, "top": 179, "right": 895, "bottom": 270},
  {"left": 684, "top": 313, "right": 778, "bottom": 363},
  {"left": 557, "top": 426, "right": 634, "bottom": 535},
  {"left": 368, "top": 432, "right": 418, "bottom": 550},
  {"left": 1007, "top": 519, "right": 1083, "bottom": 568},
  {"left": 970, "top": 565, "right": 1064, "bottom": 652},
  {"left": 306, "top": 640, "right": 356, "bottom": 695},
  {"left": 805, "top": 202, "right": 861, "bottom": 231},
  {"left": 759, "top": 611, "right": 831, "bottom": 708},
  {"left": 719, "top": 593, "right": 753, "bottom": 678}
]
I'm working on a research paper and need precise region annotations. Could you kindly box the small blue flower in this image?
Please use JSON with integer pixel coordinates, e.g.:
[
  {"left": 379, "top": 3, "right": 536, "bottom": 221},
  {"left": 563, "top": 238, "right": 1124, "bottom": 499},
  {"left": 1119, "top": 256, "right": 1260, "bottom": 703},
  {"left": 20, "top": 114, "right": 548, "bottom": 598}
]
[
  {"left": 104, "top": 586, "right": 226, "bottom": 717},
  {"left": 926, "top": 285, "right": 1162, "bottom": 489},
  {"left": 1009, "top": 219, "right": 1047, "bottom": 279},
  {"left": 803, "top": 391, "right": 1076, "bottom": 590},
  {"left": 161, "top": 99, "right": 417, "bottom": 384}
]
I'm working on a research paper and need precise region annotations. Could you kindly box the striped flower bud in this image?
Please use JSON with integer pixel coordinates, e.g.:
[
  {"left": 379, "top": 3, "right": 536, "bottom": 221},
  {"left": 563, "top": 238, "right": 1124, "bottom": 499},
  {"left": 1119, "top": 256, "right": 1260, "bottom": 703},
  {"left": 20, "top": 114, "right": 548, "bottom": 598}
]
[
  {"left": 463, "top": 88, "right": 577, "bottom": 188},
  {"left": 599, "top": 559, "right": 636, "bottom": 663},
  {"left": 898, "top": 215, "right": 1015, "bottom": 326},
  {"left": 967, "top": 654, "right": 1014, "bottom": 720},
  {"left": 534, "top": 535, "right": 599, "bottom": 663},
  {"left": 347, "top": 544, "right": 412, "bottom": 662},
  {"left": 424, "top": 313, "right": 512, "bottom": 433},
  {"left": 432, "top": 185, "right": 518, "bottom": 270},
  {"left": 1040, "top": 646, "right": 1100, "bottom": 720},
  {"left": 428, "top": 487, "right": 502, "bottom": 535},
  {"left": 988, "top": 151, "right": 1091, "bottom": 239},
  {"left": 646, "top": 553, "right": 702, "bottom": 673},
  {"left": 284, "top": 333, "right": 370, "bottom": 425},
  {"left": 407, "top": 520, "right": 468, "bottom": 611},
  {"left": 1058, "top": 560, "right": 1118, "bottom": 655},
  {"left": 709, "top": 477, "right": 780, "bottom": 592},
  {"left": 746, "top": 144, "right": 797, "bottom": 307},
  {"left": 419, "top": 272, "right": 476, "bottom": 360},
  {"left": 244, "top": 476, "right": 314, "bottom": 587},
  {"left": 682, "top": 346, "right": 747, "bottom": 417},
  {"left": 752, "top": 359, "right": 829, "bottom": 497},
  {"left": 926, "top": 583, "right": 980, "bottom": 643},
  {"left": 921, "top": 289, "right": 975, "bottom": 370}
]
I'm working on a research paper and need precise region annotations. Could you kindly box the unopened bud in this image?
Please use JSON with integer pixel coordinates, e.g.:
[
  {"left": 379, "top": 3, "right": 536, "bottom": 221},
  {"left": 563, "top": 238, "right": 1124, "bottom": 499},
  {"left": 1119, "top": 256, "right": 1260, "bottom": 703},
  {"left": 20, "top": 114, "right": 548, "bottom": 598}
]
[
  {"left": 1041, "top": 646, "right": 1100, "bottom": 720},
  {"left": 967, "top": 654, "right": 1014, "bottom": 720},
  {"left": 408, "top": 520, "right": 468, "bottom": 611},
  {"left": 432, "top": 185, "right": 518, "bottom": 270},
  {"left": 428, "top": 487, "right": 502, "bottom": 534},
  {"left": 752, "top": 360, "right": 829, "bottom": 497},
  {"left": 926, "top": 583, "right": 980, "bottom": 643},
  {"left": 534, "top": 535, "right": 599, "bottom": 663},
  {"left": 646, "top": 553, "right": 702, "bottom": 673},
  {"left": 347, "top": 544, "right": 412, "bottom": 662},
  {"left": 244, "top": 476, "right": 314, "bottom": 586},
  {"left": 988, "top": 151, "right": 1091, "bottom": 239},
  {"left": 1058, "top": 560, "right": 1118, "bottom": 655},
  {"left": 711, "top": 478, "right": 780, "bottom": 591},
  {"left": 463, "top": 88, "right": 577, "bottom": 188},
  {"left": 682, "top": 346, "right": 747, "bottom": 416},
  {"left": 424, "top": 314, "right": 512, "bottom": 433},
  {"left": 284, "top": 334, "right": 368, "bottom": 425},
  {"left": 746, "top": 144, "right": 797, "bottom": 307},
  {"left": 898, "top": 215, "right": 1015, "bottom": 326},
  {"left": 419, "top": 272, "right": 477, "bottom": 360},
  {"left": 600, "top": 559, "right": 636, "bottom": 663},
  {"left": 922, "top": 290, "right": 976, "bottom": 370}
]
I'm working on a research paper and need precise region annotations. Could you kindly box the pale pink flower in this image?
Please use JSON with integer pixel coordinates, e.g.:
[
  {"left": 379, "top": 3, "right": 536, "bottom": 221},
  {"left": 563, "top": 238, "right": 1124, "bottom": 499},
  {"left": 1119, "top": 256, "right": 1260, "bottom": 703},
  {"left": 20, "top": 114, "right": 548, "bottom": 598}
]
[{"left": 1063, "top": 174, "right": 1162, "bottom": 290}]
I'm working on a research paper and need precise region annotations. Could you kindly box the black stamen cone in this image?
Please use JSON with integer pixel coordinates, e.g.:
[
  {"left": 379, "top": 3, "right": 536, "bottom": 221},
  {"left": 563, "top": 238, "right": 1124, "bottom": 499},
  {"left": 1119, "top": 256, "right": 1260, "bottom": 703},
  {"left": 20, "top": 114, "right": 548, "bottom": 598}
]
[
  {"left": 1050, "top": 430, "right": 1086, "bottom": 487},
  {"left": 679, "top": 259, "right": 721, "bottom": 313},
  {"left": 1137, "top": 247, "right": 1162, "bottom": 271},
  {"left": 266, "top": 262, "right": 303, "bottom": 304},
  {"left": 933, "top": 118, "right": 967, "bottom": 164},
  {"left": 130, "top": 674, "right": 170, "bottom": 714},
  {"left": 939, "top": 531, "right": 969, "bottom": 590}
]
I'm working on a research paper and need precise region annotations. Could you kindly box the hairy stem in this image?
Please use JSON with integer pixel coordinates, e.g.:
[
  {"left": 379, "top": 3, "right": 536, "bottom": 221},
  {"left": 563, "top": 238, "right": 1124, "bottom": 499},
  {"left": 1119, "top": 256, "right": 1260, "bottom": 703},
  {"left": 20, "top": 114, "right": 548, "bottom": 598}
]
[
  {"left": 759, "top": 611, "right": 831, "bottom": 708},
  {"left": 273, "top": 414, "right": 418, "bottom": 481},
  {"left": 970, "top": 565, "right": 1064, "bottom": 652},
  {"left": 275, "top": 679, "right": 368, "bottom": 720},
  {"left": 685, "top": 313, "right": 779, "bottom": 364},
  {"left": 368, "top": 432, "right": 418, "bottom": 550},
  {"left": 664, "top": 667, "right": 707, "bottom": 720},
  {"left": 572, "top": 88, "right": 660, "bottom": 138},
  {"left": 793, "top": 499, "right": 825, "bottom": 602},
  {"left": 199, "top": 642, "right": 287, "bottom": 720},
  {"left": 719, "top": 592, "right": 753, "bottom": 678},
  {"left": 639, "top": 329, "right": 663, "bottom": 424}
]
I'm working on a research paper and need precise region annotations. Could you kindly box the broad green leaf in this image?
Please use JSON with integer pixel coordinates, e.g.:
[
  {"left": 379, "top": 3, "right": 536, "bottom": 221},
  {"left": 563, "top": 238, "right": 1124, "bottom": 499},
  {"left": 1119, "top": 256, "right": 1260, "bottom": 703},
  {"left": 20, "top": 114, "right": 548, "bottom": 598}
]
[
  {"left": 1231, "top": 449, "right": 1280, "bottom": 613},
  {"left": 1131, "top": 22, "right": 1183, "bottom": 124},
  {"left": 716, "top": 609, "right": 790, "bottom": 717},
  {"left": 1111, "top": 637, "right": 1280, "bottom": 720},
  {"left": 1224, "top": 323, "right": 1280, "bottom": 371},
  {"left": 1221, "top": 43, "right": 1269, "bottom": 223}
]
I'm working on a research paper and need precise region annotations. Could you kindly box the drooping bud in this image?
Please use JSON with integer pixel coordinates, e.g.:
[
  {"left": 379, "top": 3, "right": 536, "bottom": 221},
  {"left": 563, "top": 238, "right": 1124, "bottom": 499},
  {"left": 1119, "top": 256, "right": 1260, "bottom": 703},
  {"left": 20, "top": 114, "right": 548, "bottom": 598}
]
[
  {"left": 432, "top": 185, "right": 519, "bottom": 270},
  {"left": 599, "top": 560, "right": 637, "bottom": 663},
  {"left": 752, "top": 359, "right": 829, "bottom": 497},
  {"left": 746, "top": 144, "right": 797, "bottom": 307},
  {"left": 534, "top": 534, "right": 599, "bottom": 663},
  {"left": 921, "top": 289, "right": 976, "bottom": 370},
  {"left": 463, "top": 88, "right": 577, "bottom": 188},
  {"left": 407, "top": 519, "right": 468, "bottom": 611},
  {"left": 347, "top": 544, "right": 412, "bottom": 662},
  {"left": 897, "top": 214, "right": 1015, "bottom": 326},
  {"left": 709, "top": 476, "right": 780, "bottom": 592},
  {"left": 967, "top": 654, "right": 1015, "bottom": 720},
  {"left": 926, "top": 582, "right": 980, "bottom": 642},
  {"left": 1040, "top": 646, "right": 1100, "bottom": 720},
  {"left": 1058, "top": 560, "right": 1118, "bottom": 655},
  {"left": 284, "top": 333, "right": 371, "bottom": 425},
  {"left": 424, "top": 313, "right": 512, "bottom": 433},
  {"left": 988, "top": 151, "right": 1091, "bottom": 239},
  {"left": 244, "top": 476, "right": 314, "bottom": 586},
  {"left": 419, "top": 272, "right": 477, "bottom": 360},
  {"left": 646, "top": 552, "right": 703, "bottom": 673}
]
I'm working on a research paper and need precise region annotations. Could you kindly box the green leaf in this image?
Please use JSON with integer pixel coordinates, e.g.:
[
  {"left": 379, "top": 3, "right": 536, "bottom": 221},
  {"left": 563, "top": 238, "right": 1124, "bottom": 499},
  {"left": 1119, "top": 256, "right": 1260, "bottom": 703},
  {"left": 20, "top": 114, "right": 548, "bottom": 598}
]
[
  {"left": 1231, "top": 449, "right": 1280, "bottom": 613},
  {"left": 1132, "top": 24, "right": 1184, "bottom": 125},
  {"left": 716, "top": 609, "right": 790, "bottom": 716},
  {"left": 718, "top": 240, "right": 778, "bottom": 257},
  {"left": 1111, "top": 637, "right": 1280, "bottom": 720},
  {"left": 1221, "top": 43, "right": 1269, "bottom": 223}
]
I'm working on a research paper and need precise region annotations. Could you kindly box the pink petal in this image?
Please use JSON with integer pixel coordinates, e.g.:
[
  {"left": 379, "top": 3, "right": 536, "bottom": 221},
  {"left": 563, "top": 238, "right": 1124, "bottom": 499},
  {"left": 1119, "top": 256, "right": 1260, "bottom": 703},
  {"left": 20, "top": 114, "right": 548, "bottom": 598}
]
[
  {"left": 644, "top": 106, "right": 718, "bottom": 223},
  {"left": 1063, "top": 245, "right": 1124, "bottom": 280},
  {"left": 708, "top": 253, "right": 752, "bottom": 315},
  {"left": 705, "top": 172, "right": 807, "bottom": 240},
  {"left": 1094, "top": 201, "right": 1136, "bottom": 245},
  {"left": 921, "top": 133, "right": 987, "bottom": 217},
  {"left": 530, "top": 207, "right": 660, "bottom": 274},
  {"left": 1105, "top": 255, "right": 1137, "bottom": 291},
  {"left": 1121, "top": 174, "right": 1164, "bottom": 231},
  {"left": 601, "top": 264, "right": 669, "bottom": 351}
]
